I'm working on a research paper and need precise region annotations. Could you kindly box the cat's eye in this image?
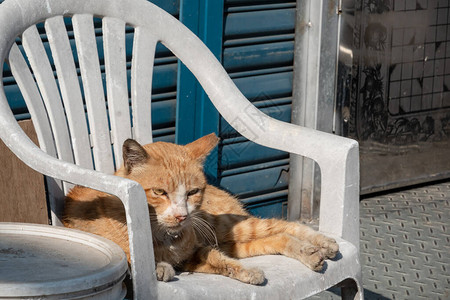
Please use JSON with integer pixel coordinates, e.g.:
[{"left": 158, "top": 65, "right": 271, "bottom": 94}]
[
  {"left": 152, "top": 188, "right": 167, "bottom": 196},
  {"left": 187, "top": 188, "right": 200, "bottom": 196}
]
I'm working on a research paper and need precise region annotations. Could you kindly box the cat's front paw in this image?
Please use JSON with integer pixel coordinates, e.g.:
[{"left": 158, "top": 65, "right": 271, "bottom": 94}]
[
  {"left": 156, "top": 262, "right": 175, "bottom": 282},
  {"left": 316, "top": 235, "right": 339, "bottom": 259},
  {"left": 236, "top": 267, "right": 265, "bottom": 285},
  {"left": 300, "top": 244, "right": 325, "bottom": 271}
]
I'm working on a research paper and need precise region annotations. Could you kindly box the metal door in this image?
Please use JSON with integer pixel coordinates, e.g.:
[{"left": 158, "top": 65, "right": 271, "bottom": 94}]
[{"left": 338, "top": 0, "right": 450, "bottom": 194}]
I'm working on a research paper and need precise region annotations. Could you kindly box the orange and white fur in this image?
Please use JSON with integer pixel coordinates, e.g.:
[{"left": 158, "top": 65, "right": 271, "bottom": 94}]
[{"left": 63, "top": 133, "right": 338, "bottom": 284}]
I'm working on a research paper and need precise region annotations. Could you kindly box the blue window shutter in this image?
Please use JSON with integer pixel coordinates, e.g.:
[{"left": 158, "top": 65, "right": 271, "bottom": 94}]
[{"left": 218, "top": 1, "right": 296, "bottom": 218}]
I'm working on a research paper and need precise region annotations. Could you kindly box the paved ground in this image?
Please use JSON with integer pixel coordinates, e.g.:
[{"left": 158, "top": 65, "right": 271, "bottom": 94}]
[{"left": 308, "top": 181, "right": 450, "bottom": 300}]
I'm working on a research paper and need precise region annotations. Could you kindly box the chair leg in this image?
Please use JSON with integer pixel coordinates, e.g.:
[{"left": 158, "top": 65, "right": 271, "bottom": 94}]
[
  {"left": 341, "top": 286, "right": 357, "bottom": 300},
  {"left": 340, "top": 278, "right": 363, "bottom": 300}
]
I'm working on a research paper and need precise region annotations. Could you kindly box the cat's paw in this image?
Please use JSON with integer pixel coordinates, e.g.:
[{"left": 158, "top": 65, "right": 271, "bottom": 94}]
[
  {"left": 305, "top": 251, "right": 326, "bottom": 271},
  {"left": 156, "top": 262, "right": 175, "bottom": 282},
  {"left": 316, "top": 235, "right": 339, "bottom": 259},
  {"left": 300, "top": 244, "right": 325, "bottom": 272},
  {"left": 236, "top": 267, "right": 265, "bottom": 285}
]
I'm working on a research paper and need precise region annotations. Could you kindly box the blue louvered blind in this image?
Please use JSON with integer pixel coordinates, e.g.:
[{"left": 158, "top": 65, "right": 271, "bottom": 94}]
[{"left": 218, "top": 1, "right": 296, "bottom": 218}]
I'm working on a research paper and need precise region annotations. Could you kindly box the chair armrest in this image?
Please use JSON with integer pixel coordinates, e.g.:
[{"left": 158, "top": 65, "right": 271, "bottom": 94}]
[
  {"left": 244, "top": 113, "right": 360, "bottom": 251},
  {"left": 239, "top": 110, "right": 360, "bottom": 251},
  {"left": 0, "top": 101, "right": 156, "bottom": 299}
]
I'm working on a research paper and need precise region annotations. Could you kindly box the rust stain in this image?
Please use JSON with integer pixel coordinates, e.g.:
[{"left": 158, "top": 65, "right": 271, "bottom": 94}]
[
  {"left": 296, "top": 20, "right": 309, "bottom": 36},
  {"left": 329, "top": 0, "right": 337, "bottom": 18}
]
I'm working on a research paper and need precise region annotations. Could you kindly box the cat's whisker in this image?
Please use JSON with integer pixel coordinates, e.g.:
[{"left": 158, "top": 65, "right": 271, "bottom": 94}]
[
  {"left": 193, "top": 215, "right": 216, "bottom": 235},
  {"left": 191, "top": 218, "right": 207, "bottom": 238},
  {"left": 192, "top": 221, "right": 213, "bottom": 246},
  {"left": 191, "top": 215, "right": 218, "bottom": 248}
]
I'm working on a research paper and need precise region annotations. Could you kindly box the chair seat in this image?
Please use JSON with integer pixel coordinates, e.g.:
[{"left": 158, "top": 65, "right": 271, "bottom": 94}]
[
  {"left": 157, "top": 236, "right": 360, "bottom": 299},
  {"left": 0, "top": 223, "right": 127, "bottom": 299}
]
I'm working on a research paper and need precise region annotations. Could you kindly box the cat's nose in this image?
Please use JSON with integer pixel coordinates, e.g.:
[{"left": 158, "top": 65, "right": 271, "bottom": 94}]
[{"left": 175, "top": 214, "right": 187, "bottom": 223}]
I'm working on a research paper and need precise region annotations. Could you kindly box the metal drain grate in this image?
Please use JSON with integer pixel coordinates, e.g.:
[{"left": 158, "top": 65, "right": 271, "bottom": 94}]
[{"left": 308, "top": 181, "right": 450, "bottom": 300}]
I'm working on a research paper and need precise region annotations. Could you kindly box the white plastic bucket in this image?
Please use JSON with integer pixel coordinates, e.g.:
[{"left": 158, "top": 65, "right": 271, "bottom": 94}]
[{"left": 0, "top": 223, "right": 128, "bottom": 299}]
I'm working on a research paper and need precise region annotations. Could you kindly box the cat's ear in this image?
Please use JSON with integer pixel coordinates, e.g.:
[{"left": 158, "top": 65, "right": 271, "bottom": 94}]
[
  {"left": 123, "top": 139, "right": 149, "bottom": 173},
  {"left": 186, "top": 133, "right": 219, "bottom": 162}
]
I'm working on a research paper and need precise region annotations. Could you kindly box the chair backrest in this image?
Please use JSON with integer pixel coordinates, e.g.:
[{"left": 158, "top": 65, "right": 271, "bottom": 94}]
[{"left": 2, "top": 0, "right": 168, "bottom": 224}]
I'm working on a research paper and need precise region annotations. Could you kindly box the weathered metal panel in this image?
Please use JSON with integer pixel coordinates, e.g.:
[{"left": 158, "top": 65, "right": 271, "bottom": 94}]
[{"left": 340, "top": 0, "right": 450, "bottom": 194}]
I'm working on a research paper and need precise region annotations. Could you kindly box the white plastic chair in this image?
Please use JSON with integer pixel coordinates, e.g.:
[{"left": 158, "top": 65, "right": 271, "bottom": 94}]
[{"left": 0, "top": 0, "right": 363, "bottom": 299}]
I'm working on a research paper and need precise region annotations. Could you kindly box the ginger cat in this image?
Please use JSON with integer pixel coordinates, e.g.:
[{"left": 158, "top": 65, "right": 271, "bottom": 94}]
[{"left": 63, "top": 133, "right": 338, "bottom": 284}]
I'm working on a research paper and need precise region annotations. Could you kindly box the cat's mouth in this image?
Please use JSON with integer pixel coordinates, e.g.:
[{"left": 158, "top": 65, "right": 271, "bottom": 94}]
[{"left": 163, "top": 217, "right": 191, "bottom": 234}]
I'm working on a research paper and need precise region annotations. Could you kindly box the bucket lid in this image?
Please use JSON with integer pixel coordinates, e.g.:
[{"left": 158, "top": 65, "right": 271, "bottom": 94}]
[{"left": 0, "top": 223, "right": 127, "bottom": 298}]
